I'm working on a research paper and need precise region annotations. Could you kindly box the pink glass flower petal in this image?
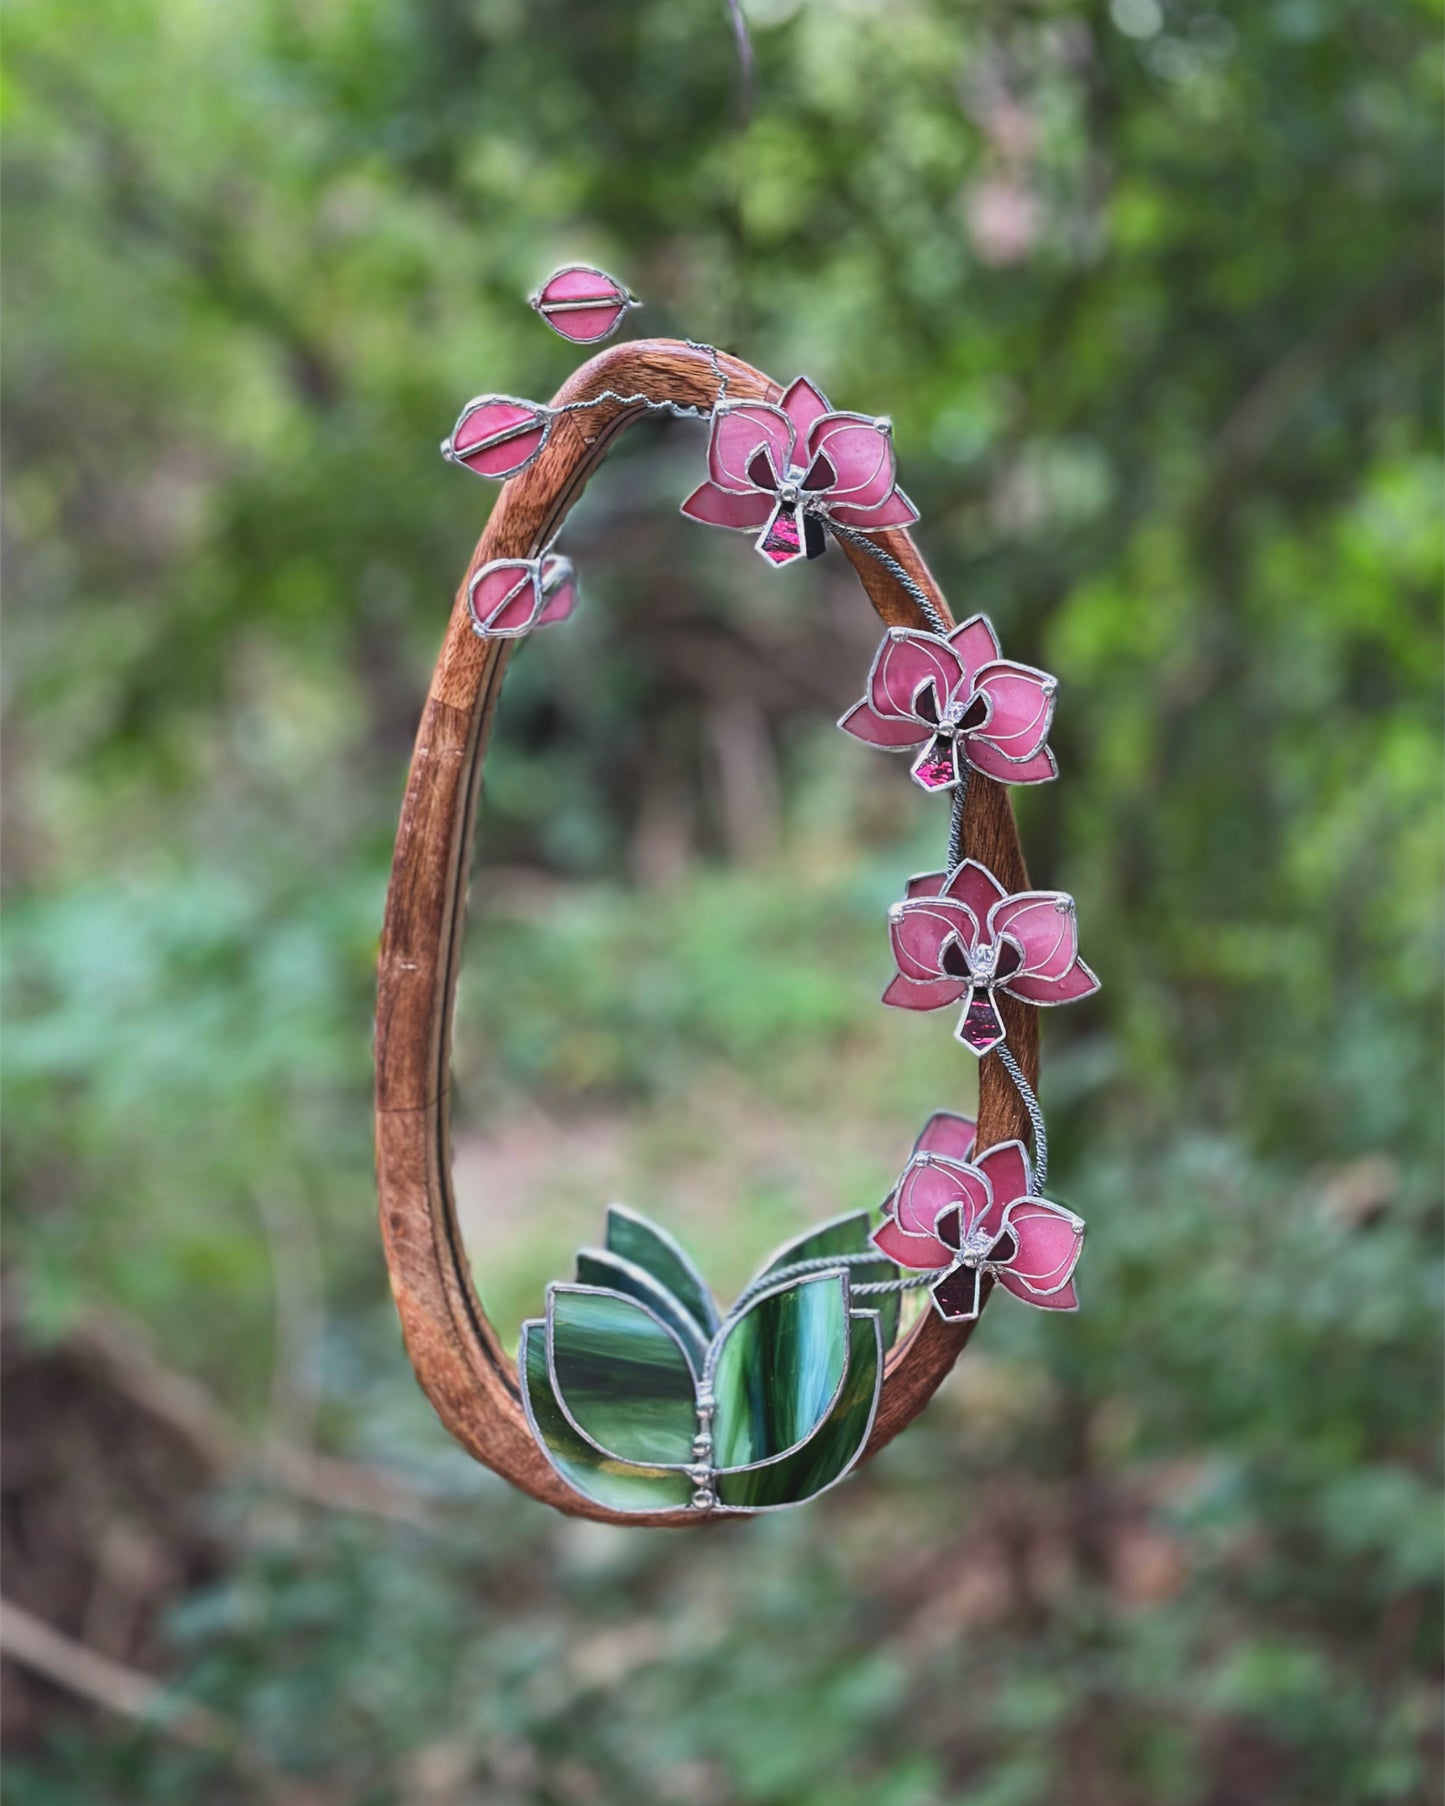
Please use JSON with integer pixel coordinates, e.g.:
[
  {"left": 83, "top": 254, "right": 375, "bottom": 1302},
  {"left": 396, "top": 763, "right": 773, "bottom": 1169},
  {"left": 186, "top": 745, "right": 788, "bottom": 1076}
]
[
  {"left": 989, "top": 892, "right": 1078, "bottom": 982},
  {"left": 445, "top": 397, "right": 551, "bottom": 480},
  {"left": 837, "top": 700, "right": 927, "bottom": 750},
  {"left": 1005, "top": 960, "right": 1101, "bottom": 1007},
  {"left": 829, "top": 489, "right": 921, "bottom": 531},
  {"left": 871, "top": 1214, "right": 952, "bottom": 1271},
  {"left": 974, "top": 1139, "right": 1032, "bottom": 1233},
  {"left": 896, "top": 1156, "right": 991, "bottom": 1239},
  {"left": 468, "top": 560, "right": 540, "bottom": 637},
  {"left": 965, "top": 740, "right": 1059, "bottom": 785},
  {"left": 956, "top": 986, "right": 1007, "bottom": 1054},
  {"left": 930, "top": 1264, "right": 983, "bottom": 1322},
  {"left": 1009, "top": 1278, "right": 1079, "bottom": 1312},
  {"left": 940, "top": 860, "right": 1010, "bottom": 923},
  {"left": 680, "top": 481, "right": 775, "bottom": 531},
  {"left": 757, "top": 503, "right": 806, "bottom": 566},
  {"left": 709, "top": 403, "right": 795, "bottom": 493},
  {"left": 882, "top": 972, "right": 967, "bottom": 1011},
  {"left": 532, "top": 265, "right": 634, "bottom": 343},
  {"left": 890, "top": 897, "right": 978, "bottom": 981},
  {"left": 869, "top": 630, "right": 967, "bottom": 723},
  {"left": 779, "top": 376, "right": 832, "bottom": 437},
  {"left": 911, "top": 735, "right": 962, "bottom": 792},
  {"left": 905, "top": 871, "right": 948, "bottom": 901},
  {"left": 948, "top": 615, "right": 1002, "bottom": 685},
  {"left": 914, "top": 1112, "right": 978, "bottom": 1164},
  {"left": 805, "top": 414, "right": 898, "bottom": 512},
  {"left": 972, "top": 661, "right": 1057, "bottom": 762},
  {"left": 995, "top": 1198, "right": 1084, "bottom": 1299},
  {"left": 534, "top": 557, "right": 578, "bottom": 626}
]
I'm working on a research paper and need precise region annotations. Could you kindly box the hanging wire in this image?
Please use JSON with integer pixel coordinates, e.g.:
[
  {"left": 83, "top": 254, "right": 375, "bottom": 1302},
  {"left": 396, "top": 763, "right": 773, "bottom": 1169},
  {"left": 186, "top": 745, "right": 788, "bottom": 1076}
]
[{"left": 722, "top": 0, "right": 754, "bottom": 120}]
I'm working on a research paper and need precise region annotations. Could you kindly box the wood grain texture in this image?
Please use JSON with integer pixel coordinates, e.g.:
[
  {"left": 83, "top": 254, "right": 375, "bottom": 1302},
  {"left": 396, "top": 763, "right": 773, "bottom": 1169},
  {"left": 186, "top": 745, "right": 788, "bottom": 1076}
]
[{"left": 376, "top": 339, "right": 1038, "bottom": 1523}]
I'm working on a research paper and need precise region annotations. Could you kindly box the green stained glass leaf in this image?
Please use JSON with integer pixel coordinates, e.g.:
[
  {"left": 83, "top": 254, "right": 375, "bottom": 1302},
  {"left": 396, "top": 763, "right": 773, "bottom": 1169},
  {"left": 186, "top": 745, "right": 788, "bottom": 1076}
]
[
  {"left": 575, "top": 1248, "right": 708, "bottom": 1373},
  {"left": 711, "top": 1270, "right": 850, "bottom": 1471},
  {"left": 547, "top": 1285, "right": 698, "bottom": 1468},
  {"left": 715, "top": 1309, "right": 881, "bottom": 1511},
  {"left": 519, "top": 1324, "right": 695, "bottom": 1516},
  {"left": 754, "top": 1208, "right": 901, "bottom": 1349},
  {"left": 604, "top": 1205, "right": 720, "bottom": 1336}
]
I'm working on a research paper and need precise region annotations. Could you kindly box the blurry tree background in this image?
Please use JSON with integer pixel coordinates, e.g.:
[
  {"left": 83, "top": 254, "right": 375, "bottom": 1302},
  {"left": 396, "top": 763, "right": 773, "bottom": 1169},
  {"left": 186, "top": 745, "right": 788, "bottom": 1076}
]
[{"left": 2, "top": 0, "right": 1441, "bottom": 1800}]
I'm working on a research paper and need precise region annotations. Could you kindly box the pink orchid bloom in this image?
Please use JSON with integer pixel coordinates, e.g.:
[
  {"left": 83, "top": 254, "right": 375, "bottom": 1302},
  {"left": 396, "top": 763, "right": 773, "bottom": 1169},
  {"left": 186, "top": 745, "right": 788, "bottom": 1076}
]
[
  {"left": 680, "top": 376, "right": 919, "bottom": 568},
  {"left": 884, "top": 858, "right": 1100, "bottom": 1054},
  {"left": 872, "top": 1128, "right": 1084, "bottom": 1323},
  {"left": 838, "top": 618, "right": 1059, "bottom": 791}
]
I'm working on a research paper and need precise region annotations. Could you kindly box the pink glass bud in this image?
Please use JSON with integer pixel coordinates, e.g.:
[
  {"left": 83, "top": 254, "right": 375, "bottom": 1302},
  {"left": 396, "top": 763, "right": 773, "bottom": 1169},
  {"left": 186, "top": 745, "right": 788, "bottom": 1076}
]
[
  {"left": 466, "top": 553, "right": 579, "bottom": 640},
  {"left": 443, "top": 396, "right": 552, "bottom": 480},
  {"left": 531, "top": 265, "right": 638, "bottom": 343}
]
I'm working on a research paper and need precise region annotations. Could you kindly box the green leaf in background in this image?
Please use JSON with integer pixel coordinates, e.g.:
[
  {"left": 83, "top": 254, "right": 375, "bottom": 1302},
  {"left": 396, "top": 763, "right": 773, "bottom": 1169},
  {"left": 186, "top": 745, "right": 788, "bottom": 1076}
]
[
  {"left": 574, "top": 1247, "right": 710, "bottom": 1374},
  {"left": 603, "top": 1204, "right": 720, "bottom": 1337},
  {"left": 711, "top": 1270, "right": 850, "bottom": 1471},
  {"left": 715, "top": 1308, "right": 882, "bottom": 1511},
  {"left": 754, "top": 1208, "right": 903, "bottom": 1349},
  {"left": 546, "top": 1284, "right": 698, "bottom": 1468},
  {"left": 518, "top": 1322, "right": 693, "bottom": 1517}
]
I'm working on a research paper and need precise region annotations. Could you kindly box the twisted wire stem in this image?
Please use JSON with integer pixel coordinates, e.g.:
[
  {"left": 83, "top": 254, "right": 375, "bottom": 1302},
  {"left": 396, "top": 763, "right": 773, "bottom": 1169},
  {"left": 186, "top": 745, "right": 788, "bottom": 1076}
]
[
  {"left": 995, "top": 1042, "right": 1048, "bottom": 1190},
  {"left": 552, "top": 343, "right": 731, "bottom": 430},
  {"left": 946, "top": 775, "right": 969, "bottom": 869},
  {"left": 851, "top": 1270, "right": 937, "bottom": 1298},
  {"left": 824, "top": 520, "right": 951, "bottom": 638},
  {"left": 723, "top": 1250, "right": 892, "bottom": 1322},
  {"left": 554, "top": 389, "right": 716, "bottom": 425}
]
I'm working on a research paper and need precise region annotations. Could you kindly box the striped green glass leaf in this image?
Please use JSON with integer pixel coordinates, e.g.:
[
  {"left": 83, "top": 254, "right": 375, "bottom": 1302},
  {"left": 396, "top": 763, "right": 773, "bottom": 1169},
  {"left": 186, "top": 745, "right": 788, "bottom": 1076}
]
[
  {"left": 547, "top": 1285, "right": 698, "bottom": 1467},
  {"left": 711, "top": 1271, "right": 849, "bottom": 1471},
  {"left": 715, "top": 1309, "right": 881, "bottom": 1511},
  {"left": 519, "top": 1323, "right": 694, "bottom": 1515},
  {"left": 604, "top": 1205, "right": 719, "bottom": 1336},
  {"left": 574, "top": 1248, "right": 708, "bottom": 1373},
  {"left": 754, "top": 1209, "right": 901, "bottom": 1348}
]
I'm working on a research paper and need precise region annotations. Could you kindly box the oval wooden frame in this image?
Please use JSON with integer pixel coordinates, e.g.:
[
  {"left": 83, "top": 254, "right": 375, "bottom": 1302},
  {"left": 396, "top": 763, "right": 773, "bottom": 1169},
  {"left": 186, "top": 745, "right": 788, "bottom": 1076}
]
[{"left": 376, "top": 339, "right": 1038, "bottom": 1525}]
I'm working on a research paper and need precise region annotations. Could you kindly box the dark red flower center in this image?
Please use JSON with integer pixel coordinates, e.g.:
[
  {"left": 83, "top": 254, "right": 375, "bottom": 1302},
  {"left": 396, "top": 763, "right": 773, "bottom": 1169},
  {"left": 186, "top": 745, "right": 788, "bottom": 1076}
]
[{"left": 916, "top": 682, "right": 989, "bottom": 737}]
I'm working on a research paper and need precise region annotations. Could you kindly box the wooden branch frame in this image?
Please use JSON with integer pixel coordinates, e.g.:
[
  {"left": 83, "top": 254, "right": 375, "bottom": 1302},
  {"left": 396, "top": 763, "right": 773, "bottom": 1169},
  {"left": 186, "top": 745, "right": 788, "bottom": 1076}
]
[{"left": 375, "top": 339, "right": 1037, "bottom": 1525}]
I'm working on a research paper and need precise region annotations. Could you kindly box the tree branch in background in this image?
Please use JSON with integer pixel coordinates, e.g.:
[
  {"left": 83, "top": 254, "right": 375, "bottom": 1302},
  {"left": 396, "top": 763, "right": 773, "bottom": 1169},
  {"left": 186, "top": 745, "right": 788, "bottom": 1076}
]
[
  {"left": 69, "top": 1308, "right": 432, "bottom": 1529},
  {"left": 0, "top": 1597, "right": 230, "bottom": 1750}
]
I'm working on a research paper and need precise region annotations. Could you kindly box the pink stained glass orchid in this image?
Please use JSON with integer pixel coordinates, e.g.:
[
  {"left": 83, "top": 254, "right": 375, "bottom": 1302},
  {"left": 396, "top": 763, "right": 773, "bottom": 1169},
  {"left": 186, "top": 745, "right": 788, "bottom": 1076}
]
[
  {"left": 680, "top": 376, "right": 919, "bottom": 568},
  {"left": 884, "top": 859, "right": 1100, "bottom": 1055},
  {"left": 871, "top": 1124, "right": 1084, "bottom": 1323},
  {"left": 839, "top": 618, "right": 1059, "bottom": 792}
]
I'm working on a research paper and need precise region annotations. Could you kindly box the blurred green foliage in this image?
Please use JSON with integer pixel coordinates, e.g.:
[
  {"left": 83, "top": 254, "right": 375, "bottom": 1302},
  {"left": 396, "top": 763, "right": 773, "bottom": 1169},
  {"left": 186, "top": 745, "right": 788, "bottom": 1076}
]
[{"left": 2, "top": 0, "right": 1441, "bottom": 1799}]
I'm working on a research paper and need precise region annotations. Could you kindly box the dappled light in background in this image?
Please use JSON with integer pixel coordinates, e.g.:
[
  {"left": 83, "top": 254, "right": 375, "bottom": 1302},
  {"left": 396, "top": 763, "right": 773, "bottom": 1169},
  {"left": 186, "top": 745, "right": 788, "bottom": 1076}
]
[{"left": 2, "top": 0, "right": 1441, "bottom": 1798}]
